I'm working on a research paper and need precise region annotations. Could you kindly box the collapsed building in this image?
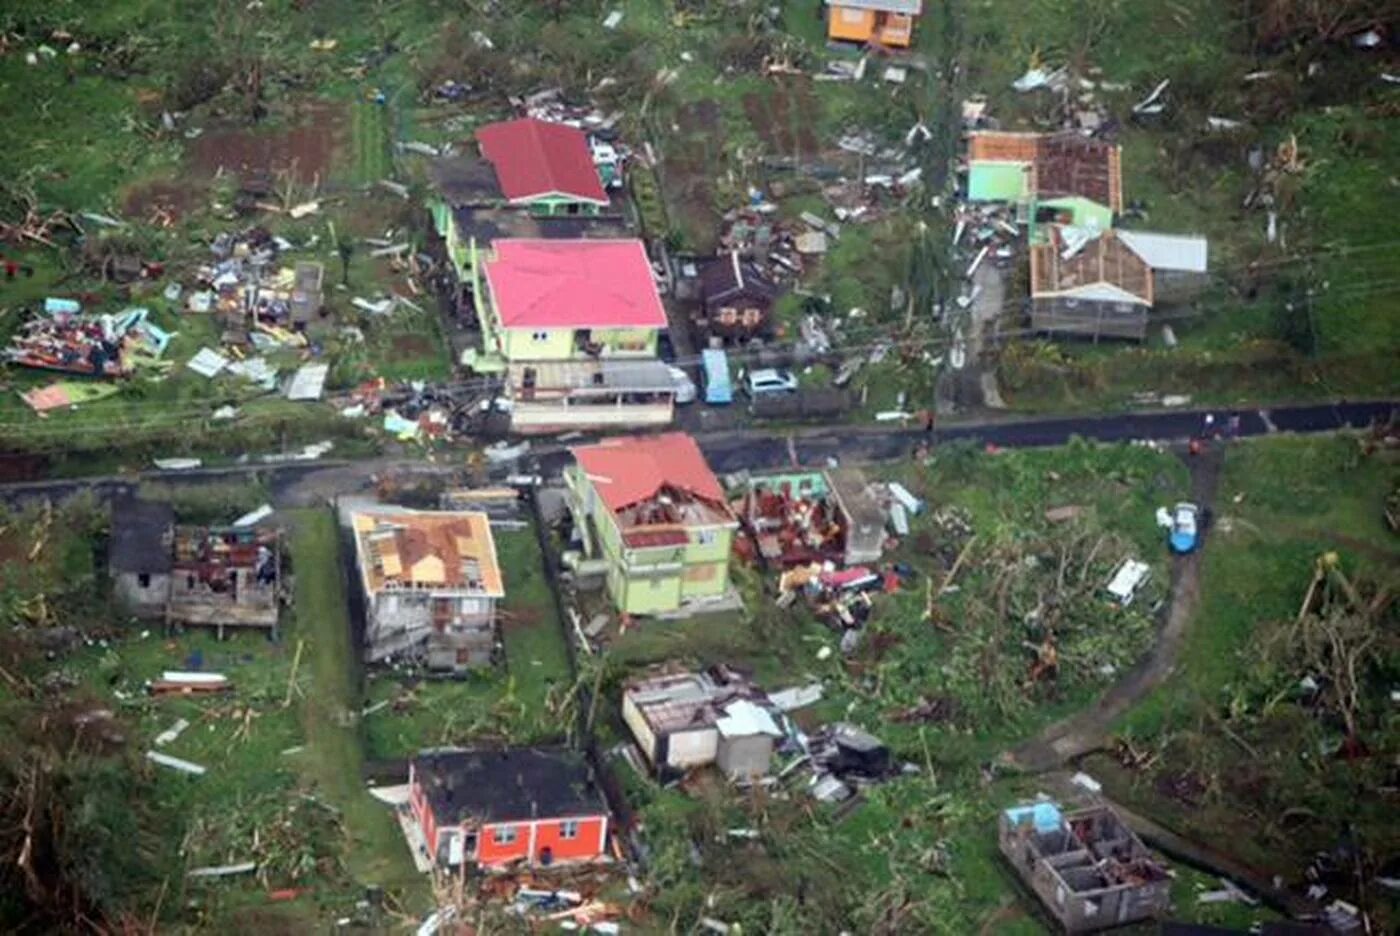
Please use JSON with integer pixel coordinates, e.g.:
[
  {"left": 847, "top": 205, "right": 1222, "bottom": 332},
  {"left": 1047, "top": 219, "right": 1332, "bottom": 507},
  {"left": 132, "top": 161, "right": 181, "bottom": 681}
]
[
  {"left": 109, "top": 498, "right": 283, "bottom": 636},
  {"left": 621, "top": 669, "right": 783, "bottom": 780},
  {"left": 351, "top": 507, "right": 504, "bottom": 672},
  {"left": 735, "top": 468, "right": 889, "bottom": 567},
  {"left": 999, "top": 800, "right": 1171, "bottom": 932}
]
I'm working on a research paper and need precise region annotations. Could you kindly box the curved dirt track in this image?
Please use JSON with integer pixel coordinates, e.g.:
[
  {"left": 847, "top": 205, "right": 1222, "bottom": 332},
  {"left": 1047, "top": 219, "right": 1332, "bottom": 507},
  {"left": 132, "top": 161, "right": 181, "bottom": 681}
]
[{"left": 1000, "top": 445, "right": 1224, "bottom": 773}]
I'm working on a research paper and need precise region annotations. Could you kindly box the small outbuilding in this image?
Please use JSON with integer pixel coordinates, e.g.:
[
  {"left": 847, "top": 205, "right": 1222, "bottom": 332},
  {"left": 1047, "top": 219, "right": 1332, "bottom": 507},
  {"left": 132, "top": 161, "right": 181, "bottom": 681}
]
[
  {"left": 697, "top": 251, "right": 781, "bottom": 342},
  {"left": 621, "top": 670, "right": 782, "bottom": 780},
  {"left": 109, "top": 498, "right": 175, "bottom": 617}
]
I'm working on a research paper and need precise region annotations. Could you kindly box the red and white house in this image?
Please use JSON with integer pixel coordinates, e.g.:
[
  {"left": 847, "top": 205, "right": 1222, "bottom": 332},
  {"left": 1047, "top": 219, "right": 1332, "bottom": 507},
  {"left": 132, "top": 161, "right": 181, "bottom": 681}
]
[{"left": 408, "top": 747, "right": 611, "bottom": 868}]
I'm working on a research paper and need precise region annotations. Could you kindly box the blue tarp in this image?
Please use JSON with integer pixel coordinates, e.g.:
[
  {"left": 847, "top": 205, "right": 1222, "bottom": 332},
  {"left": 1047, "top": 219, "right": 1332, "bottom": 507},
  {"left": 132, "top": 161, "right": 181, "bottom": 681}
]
[{"left": 1004, "top": 802, "right": 1063, "bottom": 834}]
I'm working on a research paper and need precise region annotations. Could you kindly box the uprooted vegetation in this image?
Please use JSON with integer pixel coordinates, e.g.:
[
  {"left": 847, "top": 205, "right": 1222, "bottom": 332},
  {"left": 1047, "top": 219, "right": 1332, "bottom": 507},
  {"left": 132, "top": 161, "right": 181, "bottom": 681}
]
[
  {"left": 1085, "top": 435, "right": 1400, "bottom": 929},
  {"left": 595, "top": 441, "right": 1190, "bottom": 931}
]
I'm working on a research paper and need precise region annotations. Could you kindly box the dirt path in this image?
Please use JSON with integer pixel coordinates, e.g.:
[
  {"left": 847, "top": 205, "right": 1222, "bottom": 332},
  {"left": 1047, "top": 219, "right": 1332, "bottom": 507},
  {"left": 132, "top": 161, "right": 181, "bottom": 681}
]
[{"left": 1001, "top": 445, "right": 1224, "bottom": 773}]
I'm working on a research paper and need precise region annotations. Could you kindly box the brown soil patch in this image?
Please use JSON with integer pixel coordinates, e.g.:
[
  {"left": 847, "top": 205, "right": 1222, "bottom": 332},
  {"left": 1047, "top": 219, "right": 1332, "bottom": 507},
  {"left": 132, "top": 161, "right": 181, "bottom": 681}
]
[
  {"left": 742, "top": 80, "right": 820, "bottom": 155},
  {"left": 662, "top": 99, "right": 725, "bottom": 252},
  {"left": 390, "top": 335, "right": 433, "bottom": 357},
  {"left": 189, "top": 101, "right": 345, "bottom": 183},
  {"left": 121, "top": 178, "right": 204, "bottom": 223}
]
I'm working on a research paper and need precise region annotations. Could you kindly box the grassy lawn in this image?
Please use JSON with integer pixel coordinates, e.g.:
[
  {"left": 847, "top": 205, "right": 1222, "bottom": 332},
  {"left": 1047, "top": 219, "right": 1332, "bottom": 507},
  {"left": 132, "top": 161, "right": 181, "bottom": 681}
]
[
  {"left": 285, "top": 509, "right": 422, "bottom": 898},
  {"left": 0, "top": 493, "right": 431, "bottom": 930},
  {"left": 1097, "top": 436, "right": 1399, "bottom": 924},
  {"left": 363, "top": 526, "right": 574, "bottom": 758}
]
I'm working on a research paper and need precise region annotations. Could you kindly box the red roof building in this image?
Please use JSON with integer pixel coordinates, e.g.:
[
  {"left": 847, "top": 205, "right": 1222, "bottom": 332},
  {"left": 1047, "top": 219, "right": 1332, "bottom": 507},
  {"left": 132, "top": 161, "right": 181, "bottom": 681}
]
[
  {"left": 572, "top": 433, "right": 727, "bottom": 514},
  {"left": 566, "top": 433, "right": 738, "bottom": 615},
  {"left": 484, "top": 239, "right": 667, "bottom": 331},
  {"left": 476, "top": 117, "right": 609, "bottom": 207}
]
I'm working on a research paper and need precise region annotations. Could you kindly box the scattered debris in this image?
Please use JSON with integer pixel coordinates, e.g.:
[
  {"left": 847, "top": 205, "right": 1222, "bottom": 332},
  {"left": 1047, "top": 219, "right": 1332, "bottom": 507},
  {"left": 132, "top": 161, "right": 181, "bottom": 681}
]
[{"left": 146, "top": 750, "right": 207, "bottom": 776}]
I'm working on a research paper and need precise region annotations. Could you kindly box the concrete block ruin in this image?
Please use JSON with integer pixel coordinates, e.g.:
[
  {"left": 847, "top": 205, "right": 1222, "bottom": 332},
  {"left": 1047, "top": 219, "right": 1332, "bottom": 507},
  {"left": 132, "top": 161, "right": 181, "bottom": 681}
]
[{"left": 998, "top": 800, "right": 1171, "bottom": 932}]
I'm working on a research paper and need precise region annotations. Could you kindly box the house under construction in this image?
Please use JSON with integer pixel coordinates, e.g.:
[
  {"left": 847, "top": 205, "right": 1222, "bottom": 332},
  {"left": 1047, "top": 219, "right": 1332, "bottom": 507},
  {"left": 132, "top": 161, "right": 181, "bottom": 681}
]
[{"left": 998, "top": 800, "right": 1171, "bottom": 932}]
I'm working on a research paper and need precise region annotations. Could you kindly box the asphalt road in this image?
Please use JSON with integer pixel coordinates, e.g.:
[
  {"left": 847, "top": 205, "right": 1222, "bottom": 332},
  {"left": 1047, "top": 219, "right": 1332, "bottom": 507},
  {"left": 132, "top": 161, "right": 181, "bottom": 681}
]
[
  {"left": 690, "top": 398, "right": 1396, "bottom": 475},
  {"left": 0, "top": 399, "right": 1393, "bottom": 507}
]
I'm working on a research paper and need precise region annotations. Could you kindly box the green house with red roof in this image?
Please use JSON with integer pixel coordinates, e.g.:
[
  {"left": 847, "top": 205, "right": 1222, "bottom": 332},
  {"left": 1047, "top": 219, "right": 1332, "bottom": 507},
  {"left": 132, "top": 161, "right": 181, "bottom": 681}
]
[{"left": 564, "top": 433, "right": 738, "bottom": 616}]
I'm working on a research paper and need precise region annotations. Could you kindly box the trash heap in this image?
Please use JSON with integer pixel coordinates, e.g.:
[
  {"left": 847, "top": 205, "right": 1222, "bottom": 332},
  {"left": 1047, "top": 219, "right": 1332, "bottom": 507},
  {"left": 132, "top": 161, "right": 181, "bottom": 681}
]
[
  {"left": 732, "top": 471, "right": 924, "bottom": 648},
  {"left": 371, "top": 381, "right": 494, "bottom": 443},
  {"left": 799, "top": 722, "right": 911, "bottom": 804},
  {"left": 474, "top": 868, "right": 625, "bottom": 933},
  {"left": 188, "top": 227, "right": 321, "bottom": 350},
  {"left": 6, "top": 304, "right": 171, "bottom": 378},
  {"left": 518, "top": 88, "right": 628, "bottom": 190}
]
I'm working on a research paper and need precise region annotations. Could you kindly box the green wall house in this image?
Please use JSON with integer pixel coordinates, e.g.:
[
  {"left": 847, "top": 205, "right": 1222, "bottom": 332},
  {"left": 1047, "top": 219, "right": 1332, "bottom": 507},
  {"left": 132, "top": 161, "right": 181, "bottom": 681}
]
[
  {"left": 965, "top": 130, "right": 1123, "bottom": 227},
  {"left": 565, "top": 433, "right": 737, "bottom": 617}
]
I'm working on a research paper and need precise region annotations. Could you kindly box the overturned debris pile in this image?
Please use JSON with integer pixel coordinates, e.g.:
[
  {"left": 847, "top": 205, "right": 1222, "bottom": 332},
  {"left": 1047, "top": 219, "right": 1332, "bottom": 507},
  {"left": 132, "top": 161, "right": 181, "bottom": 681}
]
[{"left": 6, "top": 305, "right": 169, "bottom": 378}]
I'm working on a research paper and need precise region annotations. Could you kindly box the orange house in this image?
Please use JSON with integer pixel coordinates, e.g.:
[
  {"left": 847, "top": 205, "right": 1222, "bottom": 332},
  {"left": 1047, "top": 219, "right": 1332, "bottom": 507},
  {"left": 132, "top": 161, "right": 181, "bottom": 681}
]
[
  {"left": 408, "top": 748, "right": 611, "bottom": 869},
  {"left": 825, "top": 0, "right": 922, "bottom": 48}
]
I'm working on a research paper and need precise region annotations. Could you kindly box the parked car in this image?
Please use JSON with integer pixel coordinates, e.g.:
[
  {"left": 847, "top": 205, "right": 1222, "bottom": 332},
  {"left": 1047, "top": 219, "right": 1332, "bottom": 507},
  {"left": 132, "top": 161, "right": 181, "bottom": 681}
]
[
  {"left": 742, "top": 367, "right": 799, "bottom": 398},
  {"left": 1168, "top": 502, "right": 1200, "bottom": 554},
  {"left": 668, "top": 366, "right": 697, "bottom": 405}
]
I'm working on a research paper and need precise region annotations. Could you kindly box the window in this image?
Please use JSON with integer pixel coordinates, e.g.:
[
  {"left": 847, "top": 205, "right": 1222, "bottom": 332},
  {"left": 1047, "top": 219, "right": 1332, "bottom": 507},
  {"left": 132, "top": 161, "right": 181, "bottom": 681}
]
[
  {"left": 494, "top": 825, "right": 518, "bottom": 845},
  {"left": 532, "top": 331, "right": 549, "bottom": 342},
  {"left": 559, "top": 819, "right": 580, "bottom": 840},
  {"left": 137, "top": 573, "right": 151, "bottom": 589},
  {"left": 695, "top": 530, "right": 716, "bottom": 546}
]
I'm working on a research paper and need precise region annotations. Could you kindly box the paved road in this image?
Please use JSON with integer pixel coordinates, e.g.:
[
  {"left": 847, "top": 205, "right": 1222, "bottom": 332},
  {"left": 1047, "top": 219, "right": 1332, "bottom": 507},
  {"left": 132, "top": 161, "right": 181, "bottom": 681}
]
[
  {"left": 690, "top": 398, "right": 1395, "bottom": 475},
  {"left": 0, "top": 400, "right": 1392, "bottom": 507}
]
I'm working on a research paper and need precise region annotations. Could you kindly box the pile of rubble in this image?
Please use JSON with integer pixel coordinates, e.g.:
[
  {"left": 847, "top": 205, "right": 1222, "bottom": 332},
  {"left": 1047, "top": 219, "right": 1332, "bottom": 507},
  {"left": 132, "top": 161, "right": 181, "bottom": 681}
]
[
  {"left": 800, "top": 722, "right": 912, "bottom": 804},
  {"left": 186, "top": 227, "right": 322, "bottom": 350},
  {"left": 6, "top": 303, "right": 171, "bottom": 379}
]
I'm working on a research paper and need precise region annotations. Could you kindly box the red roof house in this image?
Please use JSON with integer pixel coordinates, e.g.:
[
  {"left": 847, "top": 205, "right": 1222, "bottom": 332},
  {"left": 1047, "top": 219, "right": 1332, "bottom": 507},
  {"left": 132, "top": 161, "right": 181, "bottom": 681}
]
[
  {"left": 475, "top": 117, "right": 609, "bottom": 207},
  {"left": 484, "top": 239, "right": 667, "bottom": 332},
  {"left": 566, "top": 433, "right": 738, "bottom": 615},
  {"left": 572, "top": 433, "right": 728, "bottom": 514}
]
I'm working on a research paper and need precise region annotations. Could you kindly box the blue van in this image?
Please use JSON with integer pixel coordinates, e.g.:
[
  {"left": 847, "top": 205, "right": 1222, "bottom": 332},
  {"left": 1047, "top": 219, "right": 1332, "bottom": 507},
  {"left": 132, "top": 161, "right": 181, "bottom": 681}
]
[{"left": 700, "top": 349, "right": 732, "bottom": 405}]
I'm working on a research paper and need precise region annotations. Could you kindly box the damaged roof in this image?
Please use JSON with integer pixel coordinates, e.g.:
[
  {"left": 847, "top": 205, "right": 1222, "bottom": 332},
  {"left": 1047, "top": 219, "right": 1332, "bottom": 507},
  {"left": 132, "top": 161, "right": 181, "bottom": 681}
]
[
  {"left": 412, "top": 747, "right": 606, "bottom": 825},
  {"left": 1030, "top": 228, "right": 1153, "bottom": 305},
  {"left": 823, "top": 0, "right": 923, "bottom": 12},
  {"left": 625, "top": 671, "right": 770, "bottom": 736},
  {"left": 476, "top": 117, "right": 608, "bottom": 206},
  {"left": 699, "top": 251, "right": 781, "bottom": 310},
  {"left": 571, "top": 433, "right": 727, "bottom": 514},
  {"left": 109, "top": 498, "right": 175, "bottom": 574},
  {"left": 968, "top": 131, "right": 1123, "bottom": 213},
  {"left": 352, "top": 509, "right": 504, "bottom": 597},
  {"left": 484, "top": 239, "right": 667, "bottom": 330}
]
